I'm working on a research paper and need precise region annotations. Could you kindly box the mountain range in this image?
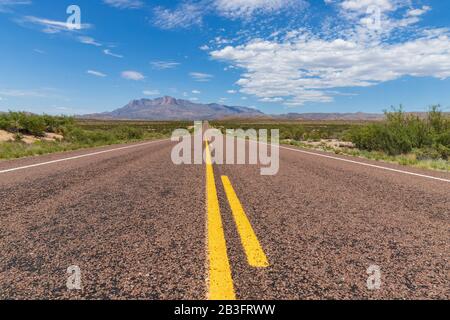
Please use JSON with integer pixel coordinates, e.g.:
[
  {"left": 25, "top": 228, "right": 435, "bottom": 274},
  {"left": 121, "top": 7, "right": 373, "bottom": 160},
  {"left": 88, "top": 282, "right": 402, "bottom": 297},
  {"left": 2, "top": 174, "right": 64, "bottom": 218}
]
[
  {"left": 82, "top": 96, "right": 388, "bottom": 121},
  {"left": 83, "top": 96, "right": 264, "bottom": 121}
]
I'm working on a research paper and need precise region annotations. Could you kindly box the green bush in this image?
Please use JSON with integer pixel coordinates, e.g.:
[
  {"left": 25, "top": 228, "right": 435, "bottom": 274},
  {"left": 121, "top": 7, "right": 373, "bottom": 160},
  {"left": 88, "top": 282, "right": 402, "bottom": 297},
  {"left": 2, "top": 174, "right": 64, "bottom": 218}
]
[
  {"left": 42, "top": 114, "right": 74, "bottom": 133},
  {"left": 111, "top": 126, "right": 145, "bottom": 140},
  {"left": 0, "top": 116, "right": 8, "bottom": 130},
  {"left": 20, "top": 114, "right": 47, "bottom": 136},
  {"left": 0, "top": 112, "right": 75, "bottom": 136},
  {"left": 280, "top": 126, "right": 305, "bottom": 140},
  {"left": 349, "top": 105, "right": 450, "bottom": 157}
]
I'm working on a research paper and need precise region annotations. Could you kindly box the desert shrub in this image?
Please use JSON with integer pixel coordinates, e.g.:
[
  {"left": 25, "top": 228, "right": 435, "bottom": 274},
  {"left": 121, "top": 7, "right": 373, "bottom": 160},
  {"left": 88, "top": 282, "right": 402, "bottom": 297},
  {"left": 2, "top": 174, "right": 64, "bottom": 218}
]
[
  {"left": 416, "top": 147, "right": 442, "bottom": 160},
  {"left": 349, "top": 124, "right": 411, "bottom": 155},
  {"left": 111, "top": 126, "right": 144, "bottom": 140},
  {"left": 20, "top": 114, "right": 47, "bottom": 136},
  {"left": 0, "top": 112, "right": 74, "bottom": 136},
  {"left": 304, "top": 130, "right": 322, "bottom": 141},
  {"left": 0, "top": 113, "right": 9, "bottom": 130},
  {"left": 64, "top": 125, "right": 144, "bottom": 146},
  {"left": 65, "top": 128, "right": 116, "bottom": 145},
  {"left": 42, "top": 114, "right": 74, "bottom": 133},
  {"left": 2, "top": 112, "right": 23, "bottom": 132},
  {"left": 434, "top": 131, "right": 450, "bottom": 147},
  {"left": 280, "top": 126, "right": 305, "bottom": 140},
  {"left": 428, "top": 105, "right": 448, "bottom": 134},
  {"left": 349, "top": 105, "right": 450, "bottom": 156},
  {"left": 434, "top": 144, "right": 450, "bottom": 160}
]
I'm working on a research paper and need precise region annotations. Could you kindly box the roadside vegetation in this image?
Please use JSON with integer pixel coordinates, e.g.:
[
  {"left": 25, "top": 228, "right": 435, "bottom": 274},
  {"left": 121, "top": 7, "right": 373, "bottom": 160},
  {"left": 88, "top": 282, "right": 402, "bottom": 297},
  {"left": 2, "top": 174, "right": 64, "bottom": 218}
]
[
  {"left": 328, "top": 105, "right": 448, "bottom": 171},
  {"left": 213, "top": 106, "right": 450, "bottom": 171},
  {"left": 0, "top": 112, "right": 190, "bottom": 160},
  {"left": 2, "top": 108, "right": 449, "bottom": 171}
]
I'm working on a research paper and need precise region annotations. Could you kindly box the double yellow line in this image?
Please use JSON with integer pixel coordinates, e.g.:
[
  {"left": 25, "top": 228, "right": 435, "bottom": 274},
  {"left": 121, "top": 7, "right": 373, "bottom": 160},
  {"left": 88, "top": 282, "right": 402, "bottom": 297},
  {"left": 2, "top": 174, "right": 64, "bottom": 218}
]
[{"left": 205, "top": 141, "right": 269, "bottom": 300}]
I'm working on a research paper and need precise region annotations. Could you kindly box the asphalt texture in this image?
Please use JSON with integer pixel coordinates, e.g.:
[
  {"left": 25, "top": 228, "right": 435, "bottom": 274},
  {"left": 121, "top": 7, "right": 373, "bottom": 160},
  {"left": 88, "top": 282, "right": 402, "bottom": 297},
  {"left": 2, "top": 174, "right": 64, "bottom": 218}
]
[{"left": 0, "top": 138, "right": 448, "bottom": 299}]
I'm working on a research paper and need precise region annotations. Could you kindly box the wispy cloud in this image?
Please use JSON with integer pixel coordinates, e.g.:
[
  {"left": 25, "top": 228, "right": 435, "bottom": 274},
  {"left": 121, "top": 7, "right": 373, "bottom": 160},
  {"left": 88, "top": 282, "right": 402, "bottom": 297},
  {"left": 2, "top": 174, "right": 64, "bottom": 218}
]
[
  {"left": 152, "top": 0, "right": 307, "bottom": 29},
  {"left": 153, "top": 2, "right": 205, "bottom": 29},
  {"left": 214, "top": 0, "right": 303, "bottom": 18},
  {"left": 0, "top": 87, "right": 65, "bottom": 99},
  {"left": 19, "top": 15, "right": 92, "bottom": 33},
  {"left": 192, "top": 90, "right": 201, "bottom": 94},
  {"left": 143, "top": 89, "right": 160, "bottom": 96},
  {"left": 121, "top": 70, "right": 145, "bottom": 81},
  {"left": 78, "top": 36, "right": 102, "bottom": 46},
  {"left": 103, "top": 0, "right": 144, "bottom": 9},
  {"left": 150, "top": 61, "right": 180, "bottom": 70},
  {"left": 406, "top": 5, "right": 431, "bottom": 17},
  {"left": 0, "top": 0, "right": 31, "bottom": 13},
  {"left": 190, "top": 72, "right": 214, "bottom": 82},
  {"left": 87, "top": 70, "right": 107, "bottom": 78},
  {"left": 103, "top": 49, "right": 123, "bottom": 58},
  {"left": 0, "top": 89, "right": 47, "bottom": 97}
]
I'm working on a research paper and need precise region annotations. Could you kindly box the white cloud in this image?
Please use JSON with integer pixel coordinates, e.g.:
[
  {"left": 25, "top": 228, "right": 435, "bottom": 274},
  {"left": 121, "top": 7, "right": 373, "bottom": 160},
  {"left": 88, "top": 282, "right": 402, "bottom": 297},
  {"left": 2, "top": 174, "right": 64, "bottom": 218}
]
[
  {"left": 190, "top": 72, "right": 214, "bottom": 82},
  {"left": 214, "top": 0, "right": 301, "bottom": 18},
  {"left": 153, "top": 3, "right": 204, "bottom": 29},
  {"left": 121, "top": 70, "right": 145, "bottom": 81},
  {"left": 406, "top": 5, "right": 431, "bottom": 17},
  {"left": 152, "top": 0, "right": 305, "bottom": 29},
  {"left": 87, "top": 70, "right": 107, "bottom": 77},
  {"left": 103, "top": 49, "right": 123, "bottom": 58},
  {"left": 79, "top": 36, "right": 102, "bottom": 47},
  {"left": 150, "top": 61, "right": 180, "bottom": 69},
  {"left": 192, "top": 90, "right": 201, "bottom": 94},
  {"left": 339, "top": 0, "right": 397, "bottom": 13},
  {"left": 143, "top": 90, "right": 160, "bottom": 96},
  {"left": 207, "top": 0, "right": 439, "bottom": 106},
  {"left": 227, "top": 89, "right": 237, "bottom": 94},
  {"left": 103, "top": 0, "right": 143, "bottom": 9},
  {"left": 0, "top": 0, "right": 31, "bottom": 13},
  {"left": 211, "top": 30, "right": 450, "bottom": 106},
  {"left": 0, "top": 88, "right": 53, "bottom": 98},
  {"left": 20, "top": 15, "right": 92, "bottom": 33}
]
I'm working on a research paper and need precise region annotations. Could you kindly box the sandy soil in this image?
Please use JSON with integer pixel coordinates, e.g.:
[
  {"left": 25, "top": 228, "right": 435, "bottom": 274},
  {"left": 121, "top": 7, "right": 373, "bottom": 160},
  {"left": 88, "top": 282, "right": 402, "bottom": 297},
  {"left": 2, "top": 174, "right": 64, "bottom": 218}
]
[
  {"left": 0, "top": 130, "right": 64, "bottom": 144},
  {"left": 0, "top": 130, "right": 15, "bottom": 142}
]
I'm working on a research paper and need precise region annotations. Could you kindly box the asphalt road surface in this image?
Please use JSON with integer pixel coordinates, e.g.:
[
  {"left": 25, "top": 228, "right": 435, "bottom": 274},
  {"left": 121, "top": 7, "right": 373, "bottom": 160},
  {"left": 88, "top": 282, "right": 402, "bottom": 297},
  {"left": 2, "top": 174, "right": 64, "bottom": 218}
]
[{"left": 0, "top": 138, "right": 449, "bottom": 300}]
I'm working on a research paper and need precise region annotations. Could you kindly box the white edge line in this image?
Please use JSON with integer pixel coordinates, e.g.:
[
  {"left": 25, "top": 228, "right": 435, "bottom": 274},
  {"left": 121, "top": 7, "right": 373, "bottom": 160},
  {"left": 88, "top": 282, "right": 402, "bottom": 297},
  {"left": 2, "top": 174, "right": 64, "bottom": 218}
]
[
  {"left": 242, "top": 137, "right": 449, "bottom": 183},
  {"left": 0, "top": 139, "right": 170, "bottom": 174},
  {"left": 277, "top": 144, "right": 450, "bottom": 183}
]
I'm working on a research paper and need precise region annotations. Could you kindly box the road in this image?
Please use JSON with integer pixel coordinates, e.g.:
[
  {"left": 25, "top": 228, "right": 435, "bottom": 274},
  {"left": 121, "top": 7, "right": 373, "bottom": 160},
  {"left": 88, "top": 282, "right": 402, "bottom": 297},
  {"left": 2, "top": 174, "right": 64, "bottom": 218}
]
[{"left": 0, "top": 138, "right": 449, "bottom": 299}]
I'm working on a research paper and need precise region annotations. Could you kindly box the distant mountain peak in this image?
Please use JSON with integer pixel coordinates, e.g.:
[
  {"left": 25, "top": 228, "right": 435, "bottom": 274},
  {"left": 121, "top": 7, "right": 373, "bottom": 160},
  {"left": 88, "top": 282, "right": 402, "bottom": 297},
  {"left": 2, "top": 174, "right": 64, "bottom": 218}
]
[
  {"left": 157, "top": 96, "right": 178, "bottom": 105},
  {"left": 83, "top": 96, "right": 264, "bottom": 120}
]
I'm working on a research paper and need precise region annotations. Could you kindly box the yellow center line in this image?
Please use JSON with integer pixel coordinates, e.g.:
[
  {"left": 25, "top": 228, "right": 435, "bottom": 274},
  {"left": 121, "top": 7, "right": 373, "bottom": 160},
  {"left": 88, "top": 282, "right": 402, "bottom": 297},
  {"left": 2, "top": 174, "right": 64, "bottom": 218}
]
[
  {"left": 205, "top": 141, "right": 236, "bottom": 300},
  {"left": 221, "top": 176, "right": 269, "bottom": 268}
]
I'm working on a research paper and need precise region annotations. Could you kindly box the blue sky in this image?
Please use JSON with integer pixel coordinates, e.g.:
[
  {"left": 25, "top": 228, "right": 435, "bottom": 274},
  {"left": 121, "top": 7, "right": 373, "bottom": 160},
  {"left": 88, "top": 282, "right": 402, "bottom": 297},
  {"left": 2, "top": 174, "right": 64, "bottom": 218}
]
[{"left": 0, "top": 0, "right": 449, "bottom": 115}]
